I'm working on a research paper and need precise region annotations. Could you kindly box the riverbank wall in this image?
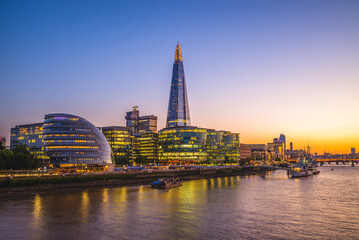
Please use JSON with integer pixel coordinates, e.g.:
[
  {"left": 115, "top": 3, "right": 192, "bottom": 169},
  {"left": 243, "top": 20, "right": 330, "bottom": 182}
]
[{"left": 0, "top": 166, "right": 272, "bottom": 198}]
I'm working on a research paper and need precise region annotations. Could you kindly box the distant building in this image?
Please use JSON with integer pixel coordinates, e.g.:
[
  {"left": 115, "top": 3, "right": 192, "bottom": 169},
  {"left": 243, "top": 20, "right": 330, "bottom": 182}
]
[
  {"left": 43, "top": 113, "right": 113, "bottom": 171},
  {"left": 351, "top": 147, "right": 356, "bottom": 154},
  {"left": 0, "top": 137, "right": 6, "bottom": 147},
  {"left": 125, "top": 106, "right": 140, "bottom": 133},
  {"left": 138, "top": 115, "right": 157, "bottom": 133},
  {"left": 290, "top": 142, "right": 293, "bottom": 151},
  {"left": 10, "top": 123, "right": 49, "bottom": 160},
  {"left": 125, "top": 106, "right": 157, "bottom": 134},
  {"left": 278, "top": 133, "right": 286, "bottom": 150},
  {"left": 247, "top": 144, "right": 267, "bottom": 161},
  {"left": 267, "top": 142, "right": 285, "bottom": 161},
  {"left": 240, "top": 144, "right": 252, "bottom": 160}
]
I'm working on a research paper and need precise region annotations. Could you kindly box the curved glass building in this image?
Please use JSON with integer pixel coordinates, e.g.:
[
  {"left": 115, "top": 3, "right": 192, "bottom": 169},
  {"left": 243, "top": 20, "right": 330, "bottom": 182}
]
[{"left": 43, "top": 113, "right": 113, "bottom": 166}]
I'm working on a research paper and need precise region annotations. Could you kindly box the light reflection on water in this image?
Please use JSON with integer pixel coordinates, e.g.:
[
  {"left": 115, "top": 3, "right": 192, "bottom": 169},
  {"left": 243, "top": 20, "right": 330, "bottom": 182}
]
[{"left": 0, "top": 166, "right": 358, "bottom": 239}]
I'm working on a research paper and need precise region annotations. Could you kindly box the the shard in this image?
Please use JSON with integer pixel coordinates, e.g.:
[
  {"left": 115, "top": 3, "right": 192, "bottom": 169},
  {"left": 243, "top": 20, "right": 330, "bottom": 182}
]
[{"left": 166, "top": 43, "right": 191, "bottom": 128}]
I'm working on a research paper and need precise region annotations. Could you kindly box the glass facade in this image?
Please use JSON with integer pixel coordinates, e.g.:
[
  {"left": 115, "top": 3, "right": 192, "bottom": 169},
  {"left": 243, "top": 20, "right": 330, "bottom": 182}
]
[
  {"left": 206, "top": 130, "right": 240, "bottom": 161},
  {"left": 125, "top": 106, "right": 157, "bottom": 134},
  {"left": 101, "top": 126, "right": 132, "bottom": 158},
  {"left": 138, "top": 115, "right": 157, "bottom": 133},
  {"left": 158, "top": 127, "right": 240, "bottom": 164},
  {"left": 133, "top": 132, "right": 158, "bottom": 162},
  {"left": 166, "top": 43, "right": 191, "bottom": 128},
  {"left": 158, "top": 127, "right": 207, "bottom": 164},
  {"left": 10, "top": 123, "right": 49, "bottom": 160},
  {"left": 43, "top": 113, "right": 113, "bottom": 165}
]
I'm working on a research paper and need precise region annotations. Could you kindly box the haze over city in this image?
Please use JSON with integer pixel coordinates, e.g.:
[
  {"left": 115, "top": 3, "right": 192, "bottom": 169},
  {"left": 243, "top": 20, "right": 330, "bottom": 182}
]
[{"left": 1, "top": 0, "right": 358, "bottom": 154}]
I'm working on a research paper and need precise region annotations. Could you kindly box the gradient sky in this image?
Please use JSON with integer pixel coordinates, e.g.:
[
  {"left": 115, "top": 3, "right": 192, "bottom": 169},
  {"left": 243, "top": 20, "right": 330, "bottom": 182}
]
[{"left": 1, "top": 0, "right": 358, "bottom": 154}]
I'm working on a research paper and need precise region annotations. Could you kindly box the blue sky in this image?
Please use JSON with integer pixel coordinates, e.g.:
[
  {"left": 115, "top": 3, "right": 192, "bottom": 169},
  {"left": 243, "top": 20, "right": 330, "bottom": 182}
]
[{"left": 1, "top": 0, "right": 358, "bottom": 153}]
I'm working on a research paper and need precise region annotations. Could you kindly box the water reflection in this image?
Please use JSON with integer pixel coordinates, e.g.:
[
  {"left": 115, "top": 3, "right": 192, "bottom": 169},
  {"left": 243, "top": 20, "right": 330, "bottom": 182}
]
[
  {"left": 0, "top": 167, "right": 358, "bottom": 239},
  {"left": 32, "top": 194, "right": 42, "bottom": 228}
]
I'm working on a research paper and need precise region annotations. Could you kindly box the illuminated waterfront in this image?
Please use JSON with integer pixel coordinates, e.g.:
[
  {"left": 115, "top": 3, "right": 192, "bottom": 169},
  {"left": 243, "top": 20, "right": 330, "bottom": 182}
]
[{"left": 0, "top": 166, "right": 358, "bottom": 239}]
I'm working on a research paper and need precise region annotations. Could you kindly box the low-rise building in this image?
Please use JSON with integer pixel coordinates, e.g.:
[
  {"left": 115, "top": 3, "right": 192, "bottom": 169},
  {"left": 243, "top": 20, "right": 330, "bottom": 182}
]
[{"left": 10, "top": 123, "right": 49, "bottom": 161}]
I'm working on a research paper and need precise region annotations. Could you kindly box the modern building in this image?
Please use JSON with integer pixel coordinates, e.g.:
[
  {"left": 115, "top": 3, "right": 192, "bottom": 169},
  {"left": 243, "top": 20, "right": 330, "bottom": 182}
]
[
  {"left": 267, "top": 142, "right": 285, "bottom": 161},
  {"left": 43, "top": 113, "right": 113, "bottom": 171},
  {"left": 158, "top": 127, "right": 207, "bottom": 164},
  {"left": 240, "top": 143, "right": 252, "bottom": 161},
  {"left": 125, "top": 106, "right": 140, "bottom": 133},
  {"left": 125, "top": 106, "right": 157, "bottom": 134},
  {"left": 166, "top": 43, "right": 191, "bottom": 128},
  {"left": 10, "top": 123, "right": 49, "bottom": 160},
  {"left": 158, "top": 127, "right": 240, "bottom": 165},
  {"left": 101, "top": 126, "right": 132, "bottom": 158},
  {"left": 290, "top": 142, "right": 293, "bottom": 151},
  {"left": 351, "top": 147, "right": 356, "bottom": 155},
  {"left": 247, "top": 144, "right": 268, "bottom": 161},
  {"left": 138, "top": 115, "right": 157, "bottom": 133},
  {"left": 133, "top": 132, "right": 158, "bottom": 163},
  {"left": 278, "top": 134, "right": 286, "bottom": 150}
]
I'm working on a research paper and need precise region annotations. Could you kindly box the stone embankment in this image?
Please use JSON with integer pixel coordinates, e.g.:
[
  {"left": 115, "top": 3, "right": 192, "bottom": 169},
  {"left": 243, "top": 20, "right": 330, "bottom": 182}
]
[{"left": 0, "top": 166, "right": 273, "bottom": 198}]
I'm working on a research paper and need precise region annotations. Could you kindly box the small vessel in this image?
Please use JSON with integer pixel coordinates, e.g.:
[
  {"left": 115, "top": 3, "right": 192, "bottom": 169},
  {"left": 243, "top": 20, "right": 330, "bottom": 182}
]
[{"left": 151, "top": 178, "right": 183, "bottom": 189}]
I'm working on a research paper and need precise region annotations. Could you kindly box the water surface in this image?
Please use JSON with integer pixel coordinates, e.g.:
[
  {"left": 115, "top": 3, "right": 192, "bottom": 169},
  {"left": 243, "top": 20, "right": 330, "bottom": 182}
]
[{"left": 0, "top": 166, "right": 358, "bottom": 239}]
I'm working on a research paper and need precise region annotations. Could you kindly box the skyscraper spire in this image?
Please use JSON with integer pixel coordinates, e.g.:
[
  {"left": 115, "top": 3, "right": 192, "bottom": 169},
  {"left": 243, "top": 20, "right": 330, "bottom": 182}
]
[
  {"left": 175, "top": 42, "right": 183, "bottom": 62},
  {"left": 166, "top": 43, "right": 191, "bottom": 128}
]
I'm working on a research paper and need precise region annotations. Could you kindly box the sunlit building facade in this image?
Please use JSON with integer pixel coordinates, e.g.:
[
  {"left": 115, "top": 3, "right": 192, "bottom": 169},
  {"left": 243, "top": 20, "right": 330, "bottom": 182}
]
[
  {"left": 43, "top": 113, "right": 113, "bottom": 167},
  {"left": 10, "top": 123, "right": 49, "bottom": 160},
  {"left": 101, "top": 126, "right": 132, "bottom": 158},
  {"left": 166, "top": 43, "right": 191, "bottom": 128}
]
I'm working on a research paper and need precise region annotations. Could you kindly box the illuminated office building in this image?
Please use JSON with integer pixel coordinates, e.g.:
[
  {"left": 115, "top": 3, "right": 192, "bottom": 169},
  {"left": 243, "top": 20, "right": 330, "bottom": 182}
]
[
  {"left": 43, "top": 113, "right": 113, "bottom": 168},
  {"left": 158, "top": 127, "right": 207, "bottom": 164},
  {"left": 267, "top": 142, "right": 285, "bottom": 161},
  {"left": 158, "top": 127, "right": 240, "bottom": 164},
  {"left": 133, "top": 132, "right": 158, "bottom": 162},
  {"left": 166, "top": 43, "right": 191, "bottom": 128},
  {"left": 10, "top": 123, "right": 49, "bottom": 160},
  {"left": 206, "top": 130, "right": 240, "bottom": 161},
  {"left": 101, "top": 126, "right": 132, "bottom": 158}
]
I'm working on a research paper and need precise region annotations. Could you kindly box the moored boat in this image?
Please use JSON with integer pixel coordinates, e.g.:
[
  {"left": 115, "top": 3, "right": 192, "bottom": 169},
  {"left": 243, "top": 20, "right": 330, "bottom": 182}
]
[
  {"left": 289, "top": 147, "right": 320, "bottom": 178},
  {"left": 151, "top": 178, "right": 183, "bottom": 188}
]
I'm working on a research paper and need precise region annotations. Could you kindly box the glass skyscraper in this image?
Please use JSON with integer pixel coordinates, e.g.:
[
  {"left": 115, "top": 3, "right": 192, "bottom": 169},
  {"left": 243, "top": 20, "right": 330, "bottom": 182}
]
[{"left": 166, "top": 43, "right": 191, "bottom": 128}]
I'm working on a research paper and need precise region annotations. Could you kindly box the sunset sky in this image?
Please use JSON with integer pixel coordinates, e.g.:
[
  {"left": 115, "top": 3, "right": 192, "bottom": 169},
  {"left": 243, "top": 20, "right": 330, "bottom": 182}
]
[{"left": 1, "top": 0, "right": 358, "bottom": 154}]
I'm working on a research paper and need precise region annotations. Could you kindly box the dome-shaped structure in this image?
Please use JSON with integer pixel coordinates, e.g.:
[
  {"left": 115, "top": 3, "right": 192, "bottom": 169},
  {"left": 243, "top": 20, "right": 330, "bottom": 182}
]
[{"left": 43, "top": 113, "right": 113, "bottom": 165}]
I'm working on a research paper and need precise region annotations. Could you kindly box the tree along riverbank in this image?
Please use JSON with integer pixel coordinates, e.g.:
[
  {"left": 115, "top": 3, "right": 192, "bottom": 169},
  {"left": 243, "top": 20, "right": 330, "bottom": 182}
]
[{"left": 0, "top": 166, "right": 274, "bottom": 198}]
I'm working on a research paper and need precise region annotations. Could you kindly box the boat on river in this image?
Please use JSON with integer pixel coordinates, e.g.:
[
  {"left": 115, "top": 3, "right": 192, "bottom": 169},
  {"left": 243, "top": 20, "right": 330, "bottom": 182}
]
[
  {"left": 151, "top": 178, "right": 183, "bottom": 189},
  {"left": 289, "top": 148, "right": 320, "bottom": 178}
]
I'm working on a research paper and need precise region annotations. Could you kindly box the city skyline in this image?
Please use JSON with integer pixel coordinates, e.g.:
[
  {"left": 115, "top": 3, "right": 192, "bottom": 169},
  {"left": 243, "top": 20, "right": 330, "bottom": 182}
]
[{"left": 1, "top": 1, "right": 359, "bottom": 154}]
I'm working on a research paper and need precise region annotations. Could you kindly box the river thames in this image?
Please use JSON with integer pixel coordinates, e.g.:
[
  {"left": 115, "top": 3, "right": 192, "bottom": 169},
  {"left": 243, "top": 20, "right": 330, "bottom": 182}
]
[{"left": 0, "top": 166, "right": 358, "bottom": 240}]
